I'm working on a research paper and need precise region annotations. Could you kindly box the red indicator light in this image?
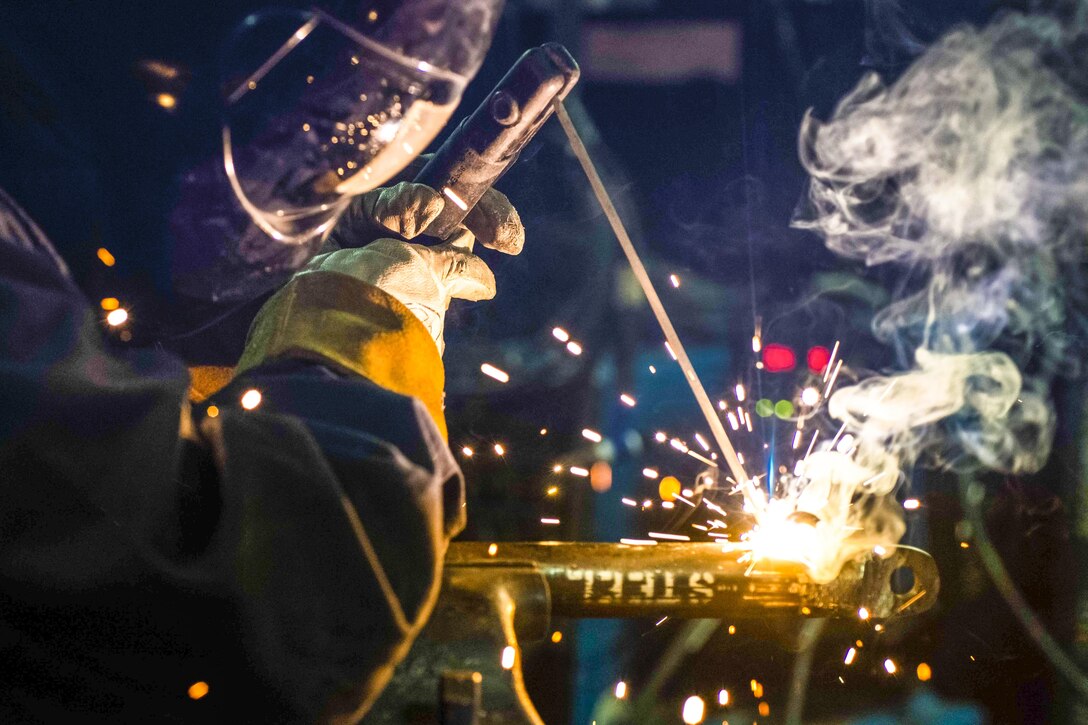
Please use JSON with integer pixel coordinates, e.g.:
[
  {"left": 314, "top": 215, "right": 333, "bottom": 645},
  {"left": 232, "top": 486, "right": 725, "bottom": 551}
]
[
  {"left": 807, "top": 345, "right": 832, "bottom": 373},
  {"left": 762, "top": 344, "right": 796, "bottom": 372}
]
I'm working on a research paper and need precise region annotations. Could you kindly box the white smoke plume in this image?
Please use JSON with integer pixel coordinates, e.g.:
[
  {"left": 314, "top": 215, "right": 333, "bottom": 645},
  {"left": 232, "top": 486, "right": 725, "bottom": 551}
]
[{"left": 775, "top": 5, "right": 1088, "bottom": 581}]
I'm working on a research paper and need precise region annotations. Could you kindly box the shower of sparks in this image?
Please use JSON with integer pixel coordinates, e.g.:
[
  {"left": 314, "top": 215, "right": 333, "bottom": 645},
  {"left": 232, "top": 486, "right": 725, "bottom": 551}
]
[{"left": 480, "top": 363, "right": 510, "bottom": 383}]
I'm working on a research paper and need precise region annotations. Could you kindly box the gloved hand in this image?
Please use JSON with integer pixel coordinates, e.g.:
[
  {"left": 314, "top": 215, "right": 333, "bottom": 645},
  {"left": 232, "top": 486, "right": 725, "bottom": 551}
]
[
  {"left": 325, "top": 180, "right": 525, "bottom": 254},
  {"left": 314, "top": 180, "right": 523, "bottom": 355}
]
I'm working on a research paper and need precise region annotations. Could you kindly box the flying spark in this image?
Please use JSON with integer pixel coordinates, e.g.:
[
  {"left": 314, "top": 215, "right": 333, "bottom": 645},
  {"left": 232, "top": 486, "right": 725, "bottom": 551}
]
[{"left": 480, "top": 363, "right": 510, "bottom": 383}]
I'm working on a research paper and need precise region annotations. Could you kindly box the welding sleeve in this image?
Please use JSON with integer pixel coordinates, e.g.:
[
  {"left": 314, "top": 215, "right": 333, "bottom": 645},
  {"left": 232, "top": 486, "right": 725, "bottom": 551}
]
[{"left": 0, "top": 195, "right": 464, "bottom": 722}]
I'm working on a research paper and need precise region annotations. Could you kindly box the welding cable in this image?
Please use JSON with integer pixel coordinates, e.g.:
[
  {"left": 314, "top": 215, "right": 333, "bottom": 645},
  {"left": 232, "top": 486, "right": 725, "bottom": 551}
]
[{"left": 959, "top": 477, "right": 1088, "bottom": 700}]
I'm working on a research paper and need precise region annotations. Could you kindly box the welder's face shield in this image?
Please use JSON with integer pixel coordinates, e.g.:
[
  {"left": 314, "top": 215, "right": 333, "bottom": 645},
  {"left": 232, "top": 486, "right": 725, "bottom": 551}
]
[
  {"left": 222, "top": 8, "right": 467, "bottom": 242},
  {"left": 172, "top": 1, "right": 502, "bottom": 301}
]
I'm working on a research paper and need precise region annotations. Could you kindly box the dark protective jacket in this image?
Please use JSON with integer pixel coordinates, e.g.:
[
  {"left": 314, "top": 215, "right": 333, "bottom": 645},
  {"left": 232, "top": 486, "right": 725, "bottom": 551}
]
[{"left": 0, "top": 188, "right": 465, "bottom": 723}]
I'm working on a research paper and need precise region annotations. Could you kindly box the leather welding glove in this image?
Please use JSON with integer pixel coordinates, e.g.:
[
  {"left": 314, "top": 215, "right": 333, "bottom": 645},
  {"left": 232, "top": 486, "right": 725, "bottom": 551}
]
[
  {"left": 326, "top": 180, "right": 525, "bottom": 255},
  {"left": 303, "top": 228, "right": 493, "bottom": 355}
]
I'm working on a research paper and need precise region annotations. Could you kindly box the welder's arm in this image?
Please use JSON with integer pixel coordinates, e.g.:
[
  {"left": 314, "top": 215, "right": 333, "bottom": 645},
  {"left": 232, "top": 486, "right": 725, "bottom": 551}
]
[{"left": 0, "top": 195, "right": 468, "bottom": 721}]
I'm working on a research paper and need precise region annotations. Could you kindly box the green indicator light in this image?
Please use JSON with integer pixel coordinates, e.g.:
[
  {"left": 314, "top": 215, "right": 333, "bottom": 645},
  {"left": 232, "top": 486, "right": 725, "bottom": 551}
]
[
  {"left": 755, "top": 399, "right": 774, "bottom": 418},
  {"left": 775, "top": 400, "right": 795, "bottom": 419}
]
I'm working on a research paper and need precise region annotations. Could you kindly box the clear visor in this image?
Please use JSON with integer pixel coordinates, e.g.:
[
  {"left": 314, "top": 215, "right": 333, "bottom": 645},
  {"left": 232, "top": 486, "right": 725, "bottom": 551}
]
[{"left": 221, "top": 9, "right": 466, "bottom": 245}]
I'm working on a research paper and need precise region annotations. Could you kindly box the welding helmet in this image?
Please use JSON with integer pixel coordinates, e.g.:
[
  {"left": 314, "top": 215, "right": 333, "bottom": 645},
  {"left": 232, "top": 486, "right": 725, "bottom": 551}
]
[{"left": 172, "top": 0, "right": 503, "bottom": 301}]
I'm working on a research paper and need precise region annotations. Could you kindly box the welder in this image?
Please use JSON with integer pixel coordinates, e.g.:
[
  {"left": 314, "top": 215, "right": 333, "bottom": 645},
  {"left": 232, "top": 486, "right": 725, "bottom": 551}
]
[{"left": 0, "top": 2, "right": 520, "bottom": 722}]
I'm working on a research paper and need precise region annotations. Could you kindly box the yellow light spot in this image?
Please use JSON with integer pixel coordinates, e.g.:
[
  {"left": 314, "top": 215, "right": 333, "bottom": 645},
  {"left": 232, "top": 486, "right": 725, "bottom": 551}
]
[
  {"left": 917, "top": 662, "right": 932, "bottom": 681},
  {"left": 569, "top": 466, "right": 589, "bottom": 477},
  {"left": 681, "top": 695, "right": 705, "bottom": 724},
  {"left": 96, "top": 247, "right": 116, "bottom": 266},
  {"left": 461, "top": 446, "right": 474, "bottom": 457},
  {"left": 500, "top": 646, "right": 515, "bottom": 670},
  {"left": 187, "top": 681, "right": 209, "bottom": 700},
  {"left": 903, "top": 498, "right": 921, "bottom": 510},
  {"left": 367, "top": 9, "right": 378, "bottom": 21},
  {"left": 106, "top": 308, "right": 128, "bottom": 326},
  {"left": 590, "top": 461, "right": 612, "bottom": 493},
  {"left": 960, "top": 541, "right": 970, "bottom": 549},
  {"left": 206, "top": 405, "right": 219, "bottom": 418},
  {"left": 551, "top": 631, "right": 563, "bottom": 643},
  {"left": 552, "top": 464, "right": 563, "bottom": 473},
  {"left": 566, "top": 341, "right": 583, "bottom": 356},
  {"left": 240, "top": 389, "right": 262, "bottom": 410},
  {"left": 752, "top": 681, "right": 763, "bottom": 699},
  {"left": 643, "top": 468, "right": 659, "bottom": 479},
  {"left": 858, "top": 607, "right": 870, "bottom": 621},
  {"left": 552, "top": 327, "right": 570, "bottom": 342},
  {"left": 100, "top": 297, "right": 120, "bottom": 310},
  {"left": 614, "top": 681, "right": 627, "bottom": 699},
  {"left": 494, "top": 443, "right": 505, "bottom": 456},
  {"left": 546, "top": 486, "right": 559, "bottom": 496},
  {"left": 884, "top": 658, "right": 897, "bottom": 675},
  {"left": 302, "top": 123, "right": 311, "bottom": 132},
  {"left": 155, "top": 93, "right": 177, "bottom": 109},
  {"left": 582, "top": 428, "right": 603, "bottom": 443},
  {"left": 540, "top": 428, "right": 548, "bottom": 435},
  {"left": 658, "top": 475, "right": 682, "bottom": 502},
  {"left": 758, "top": 702, "right": 770, "bottom": 717},
  {"left": 487, "top": 543, "right": 498, "bottom": 556},
  {"left": 620, "top": 393, "right": 636, "bottom": 407},
  {"left": 718, "top": 688, "right": 730, "bottom": 706},
  {"left": 856, "top": 640, "right": 864, "bottom": 647},
  {"left": 801, "top": 606, "right": 811, "bottom": 615},
  {"left": 844, "top": 647, "right": 857, "bottom": 665}
]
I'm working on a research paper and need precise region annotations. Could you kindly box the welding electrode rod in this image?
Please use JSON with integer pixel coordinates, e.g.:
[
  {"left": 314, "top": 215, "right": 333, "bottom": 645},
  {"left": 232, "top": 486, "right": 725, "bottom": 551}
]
[{"left": 554, "top": 101, "right": 748, "bottom": 486}]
